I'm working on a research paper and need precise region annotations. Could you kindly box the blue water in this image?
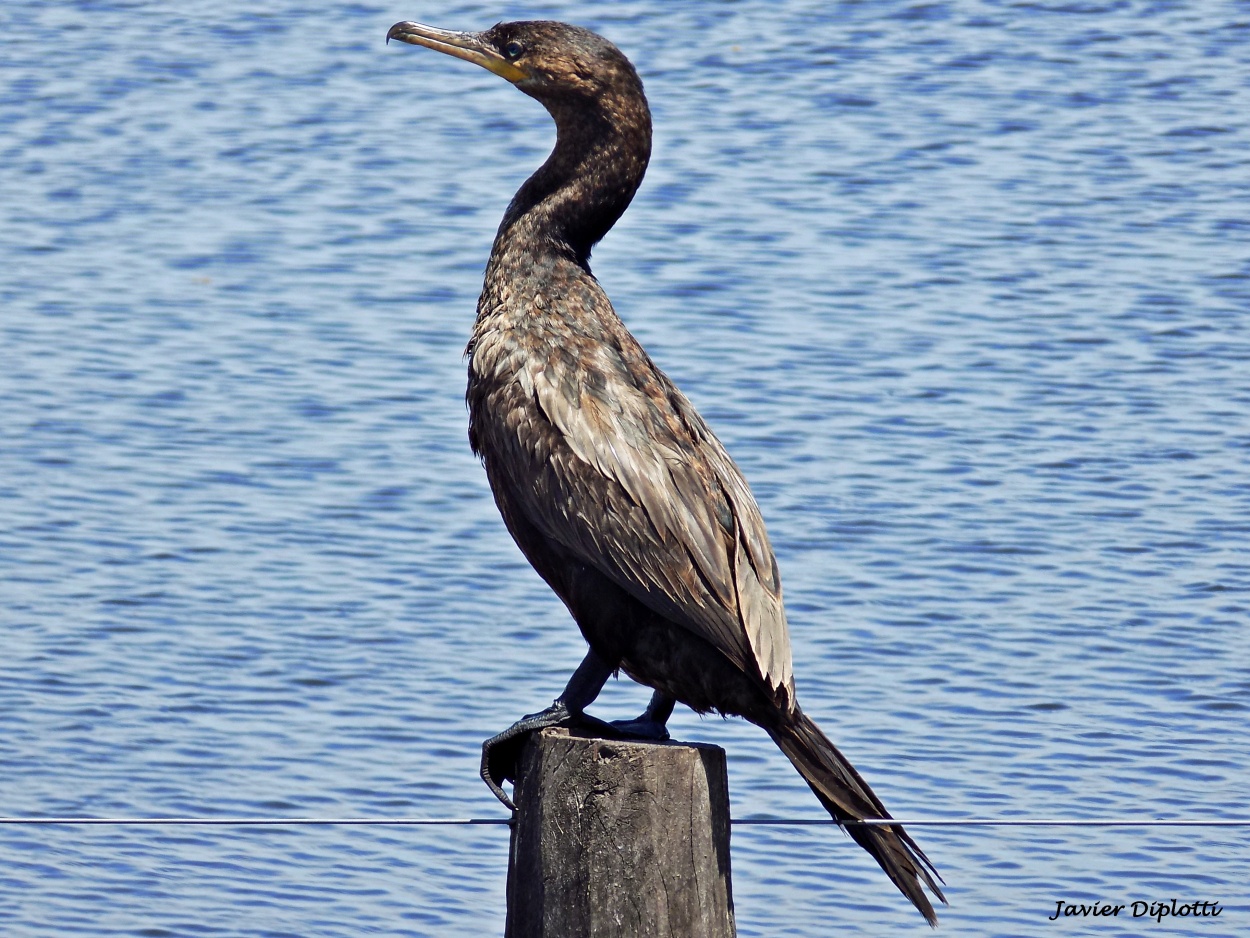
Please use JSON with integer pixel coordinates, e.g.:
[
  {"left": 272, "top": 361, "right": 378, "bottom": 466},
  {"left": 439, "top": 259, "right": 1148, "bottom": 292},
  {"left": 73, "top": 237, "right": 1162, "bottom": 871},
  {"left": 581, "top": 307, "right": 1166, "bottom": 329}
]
[{"left": 3, "top": 1, "right": 1248, "bottom": 935}]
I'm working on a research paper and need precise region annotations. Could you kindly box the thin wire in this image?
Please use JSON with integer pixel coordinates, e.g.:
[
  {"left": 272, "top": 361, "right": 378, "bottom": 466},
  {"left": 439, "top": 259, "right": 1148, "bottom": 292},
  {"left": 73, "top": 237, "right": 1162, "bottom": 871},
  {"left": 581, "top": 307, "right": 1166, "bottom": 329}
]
[
  {"left": 1, "top": 816, "right": 1248, "bottom": 827},
  {"left": 0, "top": 817, "right": 510, "bottom": 826}
]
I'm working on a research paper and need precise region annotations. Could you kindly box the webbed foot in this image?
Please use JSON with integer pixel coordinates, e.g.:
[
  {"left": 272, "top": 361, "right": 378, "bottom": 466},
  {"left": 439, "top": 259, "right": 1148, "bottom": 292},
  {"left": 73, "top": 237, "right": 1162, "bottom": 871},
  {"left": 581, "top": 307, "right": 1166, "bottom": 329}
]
[
  {"left": 479, "top": 659, "right": 677, "bottom": 809},
  {"left": 608, "top": 716, "right": 671, "bottom": 740},
  {"left": 611, "top": 690, "right": 675, "bottom": 740},
  {"left": 480, "top": 702, "right": 674, "bottom": 808}
]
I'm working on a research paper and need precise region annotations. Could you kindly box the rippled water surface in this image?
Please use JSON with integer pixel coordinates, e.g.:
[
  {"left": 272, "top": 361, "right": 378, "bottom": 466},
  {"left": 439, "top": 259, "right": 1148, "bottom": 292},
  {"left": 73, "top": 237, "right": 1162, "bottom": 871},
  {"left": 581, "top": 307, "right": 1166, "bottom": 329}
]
[{"left": 3, "top": 1, "right": 1248, "bottom": 935}]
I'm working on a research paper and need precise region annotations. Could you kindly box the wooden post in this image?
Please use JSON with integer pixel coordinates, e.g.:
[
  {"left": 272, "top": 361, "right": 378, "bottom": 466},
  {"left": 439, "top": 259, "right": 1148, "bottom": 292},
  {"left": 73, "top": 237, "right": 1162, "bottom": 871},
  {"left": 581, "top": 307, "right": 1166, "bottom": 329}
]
[{"left": 505, "top": 727, "right": 736, "bottom": 938}]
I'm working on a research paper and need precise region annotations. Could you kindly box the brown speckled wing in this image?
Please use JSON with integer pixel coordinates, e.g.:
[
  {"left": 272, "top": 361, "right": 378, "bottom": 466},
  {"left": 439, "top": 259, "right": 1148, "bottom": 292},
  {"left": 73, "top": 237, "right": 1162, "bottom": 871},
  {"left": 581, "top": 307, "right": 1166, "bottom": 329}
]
[{"left": 471, "top": 286, "right": 794, "bottom": 705}]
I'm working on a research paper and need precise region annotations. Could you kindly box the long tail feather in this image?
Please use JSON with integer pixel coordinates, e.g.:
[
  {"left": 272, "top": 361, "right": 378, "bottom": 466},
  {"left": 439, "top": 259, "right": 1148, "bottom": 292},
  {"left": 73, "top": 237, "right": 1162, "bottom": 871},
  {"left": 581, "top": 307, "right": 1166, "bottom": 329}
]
[{"left": 767, "top": 707, "right": 946, "bottom": 926}]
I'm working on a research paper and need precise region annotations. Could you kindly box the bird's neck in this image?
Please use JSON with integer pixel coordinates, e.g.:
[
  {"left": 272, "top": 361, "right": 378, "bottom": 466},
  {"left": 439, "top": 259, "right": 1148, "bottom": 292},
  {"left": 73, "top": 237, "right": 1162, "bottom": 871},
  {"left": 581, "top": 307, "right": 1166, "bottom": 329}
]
[{"left": 493, "top": 95, "right": 651, "bottom": 270}]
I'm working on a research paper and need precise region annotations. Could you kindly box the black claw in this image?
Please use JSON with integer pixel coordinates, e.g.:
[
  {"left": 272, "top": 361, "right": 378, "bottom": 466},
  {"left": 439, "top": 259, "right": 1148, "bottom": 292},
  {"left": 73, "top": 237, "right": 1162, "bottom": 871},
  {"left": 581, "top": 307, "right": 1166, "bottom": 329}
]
[
  {"left": 480, "top": 755, "right": 516, "bottom": 809},
  {"left": 480, "top": 700, "right": 573, "bottom": 808}
]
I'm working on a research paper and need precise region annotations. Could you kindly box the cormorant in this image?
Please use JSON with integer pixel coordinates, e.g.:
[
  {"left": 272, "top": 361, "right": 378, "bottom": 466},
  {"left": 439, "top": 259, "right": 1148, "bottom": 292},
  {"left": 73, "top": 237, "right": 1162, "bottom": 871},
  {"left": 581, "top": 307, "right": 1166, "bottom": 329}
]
[{"left": 387, "top": 19, "right": 946, "bottom": 924}]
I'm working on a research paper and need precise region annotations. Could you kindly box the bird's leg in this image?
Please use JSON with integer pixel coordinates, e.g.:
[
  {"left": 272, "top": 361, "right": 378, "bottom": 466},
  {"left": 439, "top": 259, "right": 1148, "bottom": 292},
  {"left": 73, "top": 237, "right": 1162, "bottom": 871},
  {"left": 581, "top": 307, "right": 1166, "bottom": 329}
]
[
  {"left": 480, "top": 649, "right": 615, "bottom": 809},
  {"left": 609, "top": 689, "right": 674, "bottom": 740}
]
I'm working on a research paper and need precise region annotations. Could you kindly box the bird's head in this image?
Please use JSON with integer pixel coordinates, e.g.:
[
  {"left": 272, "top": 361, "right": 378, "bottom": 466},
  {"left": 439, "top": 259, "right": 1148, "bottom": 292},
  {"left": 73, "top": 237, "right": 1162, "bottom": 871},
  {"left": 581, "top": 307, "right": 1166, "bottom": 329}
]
[{"left": 386, "top": 19, "right": 643, "bottom": 109}]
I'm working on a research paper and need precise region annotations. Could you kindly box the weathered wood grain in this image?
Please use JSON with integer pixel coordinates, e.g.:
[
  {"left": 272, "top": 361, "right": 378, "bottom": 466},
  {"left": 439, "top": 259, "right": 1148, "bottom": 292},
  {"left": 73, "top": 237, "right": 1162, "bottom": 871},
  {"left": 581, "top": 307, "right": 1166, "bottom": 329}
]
[{"left": 505, "top": 727, "right": 736, "bottom": 938}]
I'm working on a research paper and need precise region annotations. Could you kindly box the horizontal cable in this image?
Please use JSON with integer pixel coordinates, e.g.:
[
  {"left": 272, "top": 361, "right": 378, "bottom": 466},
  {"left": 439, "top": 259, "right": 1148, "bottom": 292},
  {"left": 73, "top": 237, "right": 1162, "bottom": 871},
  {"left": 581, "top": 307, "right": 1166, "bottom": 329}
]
[
  {"left": 0, "top": 817, "right": 511, "bottom": 826},
  {"left": 1, "top": 816, "right": 1248, "bottom": 828}
]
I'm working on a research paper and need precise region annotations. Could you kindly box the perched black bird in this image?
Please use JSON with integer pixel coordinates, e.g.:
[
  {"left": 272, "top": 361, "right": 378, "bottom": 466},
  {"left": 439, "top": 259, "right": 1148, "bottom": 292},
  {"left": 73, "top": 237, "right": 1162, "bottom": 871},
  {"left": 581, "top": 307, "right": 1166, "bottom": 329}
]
[{"left": 387, "top": 19, "right": 946, "bottom": 924}]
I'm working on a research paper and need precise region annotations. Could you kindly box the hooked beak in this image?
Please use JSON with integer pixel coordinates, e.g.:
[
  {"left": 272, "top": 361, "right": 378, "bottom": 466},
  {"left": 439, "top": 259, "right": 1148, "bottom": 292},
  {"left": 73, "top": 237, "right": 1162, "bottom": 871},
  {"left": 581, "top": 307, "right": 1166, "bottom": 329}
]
[{"left": 386, "top": 21, "right": 528, "bottom": 83}]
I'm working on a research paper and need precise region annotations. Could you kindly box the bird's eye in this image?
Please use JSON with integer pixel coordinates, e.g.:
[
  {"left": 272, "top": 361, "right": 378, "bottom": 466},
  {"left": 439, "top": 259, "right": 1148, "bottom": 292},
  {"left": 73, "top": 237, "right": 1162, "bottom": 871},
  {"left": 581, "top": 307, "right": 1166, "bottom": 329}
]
[{"left": 503, "top": 40, "right": 525, "bottom": 59}]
